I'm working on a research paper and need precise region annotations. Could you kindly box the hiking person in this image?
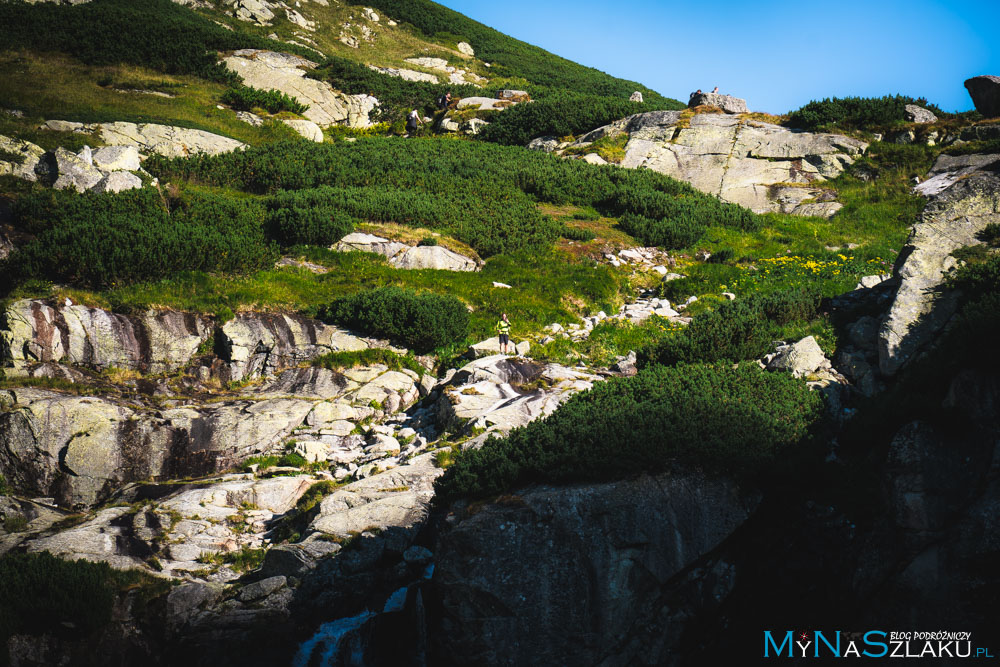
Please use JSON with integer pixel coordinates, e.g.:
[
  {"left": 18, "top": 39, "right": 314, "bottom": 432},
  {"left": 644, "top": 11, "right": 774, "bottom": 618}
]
[
  {"left": 712, "top": 86, "right": 719, "bottom": 94},
  {"left": 438, "top": 92, "right": 451, "bottom": 111},
  {"left": 496, "top": 313, "right": 512, "bottom": 355},
  {"left": 406, "top": 109, "right": 422, "bottom": 137}
]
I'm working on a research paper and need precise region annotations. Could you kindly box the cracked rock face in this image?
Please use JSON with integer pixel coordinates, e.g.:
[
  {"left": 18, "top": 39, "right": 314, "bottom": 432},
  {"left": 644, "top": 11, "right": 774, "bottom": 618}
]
[
  {"left": 568, "top": 111, "right": 867, "bottom": 217},
  {"left": 879, "top": 153, "right": 1000, "bottom": 376},
  {"left": 1, "top": 299, "right": 211, "bottom": 374}
]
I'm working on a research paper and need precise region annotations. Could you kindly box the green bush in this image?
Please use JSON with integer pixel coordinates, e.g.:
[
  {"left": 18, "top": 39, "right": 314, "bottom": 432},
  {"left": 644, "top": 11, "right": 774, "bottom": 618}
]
[
  {"left": 418, "top": 236, "right": 439, "bottom": 246},
  {"left": 320, "top": 286, "right": 469, "bottom": 352},
  {"left": 0, "top": 552, "right": 163, "bottom": 650},
  {"left": 147, "top": 139, "right": 758, "bottom": 257},
  {"left": 642, "top": 288, "right": 822, "bottom": 366},
  {"left": 618, "top": 212, "right": 706, "bottom": 249},
  {"left": 435, "top": 362, "right": 824, "bottom": 501},
  {"left": 221, "top": 85, "right": 309, "bottom": 115},
  {"left": 479, "top": 92, "right": 682, "bottom": 146},
  {"left": 560, "top": 225, "right": 596, "bottom": 242},
  {"left": 0, "top": 0, "right": 313, "bottom": 83},
  {"left": 786, "top": 95, "right": 945, "bottom": 131},
  {"left": 3, "top": 188, "right": 278, "bottom": 289},
  {"left": 266, "top": 205, "right": 355, "bottom": 247}
]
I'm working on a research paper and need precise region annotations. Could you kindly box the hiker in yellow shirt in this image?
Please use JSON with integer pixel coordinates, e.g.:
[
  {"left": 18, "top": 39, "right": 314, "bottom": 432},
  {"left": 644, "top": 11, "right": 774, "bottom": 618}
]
[{"left": 496, "top": 313, "right": 512, "bottom": 355}]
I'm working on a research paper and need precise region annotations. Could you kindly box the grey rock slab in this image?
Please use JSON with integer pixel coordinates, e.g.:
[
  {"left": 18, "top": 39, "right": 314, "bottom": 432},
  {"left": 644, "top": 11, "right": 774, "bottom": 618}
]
[
  {"left": 310, "top": 454, "right": 441, "bottom": 538},
  {"left": 880, "top": 164, "right": 1000, "bottom": 375},
  {"left": 0, "top": 135, "right": 45, "bottom": 182},
  {"left": 239, "top": 575, "right": 287, "bottom": 602},
  {"left": 50, "top": 147, "right": 103, "bottom": 191},
  {"left": 688, "top": 92, "right": 748, "bottom": 113},
  {"left": 92, "top": 171, "right": 143, "bottom": 193},
  {"left": 223, "top": 50, "right": 378, "bottom": 128},
  {"left": 583, "top": 111, "right": 865, "bottom": 216},
  {"left": 904, "top": 104, "right": 938, "bottom": 124},
  {"left": 433, "top": 470, "right": 758, "bottom": 665},
  {"left": 92, "top": 122, "right": 245, "bottom": 157},
  {"left": 766, "top": 336, "right": 828, "bottom": 377},
  {"left": 91, "top": 145, "right": 140, "bottom": 171},
  {"left": 218, "top": 312, "right": 368, "bottom": 381}
]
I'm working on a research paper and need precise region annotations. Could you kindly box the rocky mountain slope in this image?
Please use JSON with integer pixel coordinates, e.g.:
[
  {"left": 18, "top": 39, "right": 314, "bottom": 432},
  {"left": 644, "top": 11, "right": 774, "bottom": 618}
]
[{"left": 2, "top": 0, "right": 1000, "bottom": 664}]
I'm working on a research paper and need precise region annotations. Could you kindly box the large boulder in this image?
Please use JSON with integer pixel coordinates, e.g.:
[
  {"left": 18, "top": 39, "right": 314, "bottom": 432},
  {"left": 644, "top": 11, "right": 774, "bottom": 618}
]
[
  {"left": 282, "top": 118, "right": 324, "bottom": 142},
  {"left": 223, "top": 50, "right": 378, "bottom": 128},
  {"left": 91, "top": 145, "right": 141, "bottom": 171},
  {"left": 880, "top": 153, "right": 1000, "bottom": 375},
  {"left": 765, "top": 336, "right": 829, "bottom": 377},
  {"left": 48, "top": 147, "right": 103, "bottom": 192},
  {"left": 964, "top": 75, "right": 1000, "bottom": 117},
  {"left": 904, "top": 104, "right": 938, "bottom": 124},
  {"left": 336, "top": 232, "right": 479, "bottom": 271},
  {"left": 688, "top": 92, "right": 748, "bottom": 113},
  {"left": 436, "top": 355, "right": 598, "bottom": 439},
  {"left": 430, "top": 471, "right": 759, "bottom": 666},
  {"left": 92, "top": 171, "right": 142, "bottom": 193},
  {"left": 575, "top": 111, "right": 866, "bottom": 217},
  {"left": 393, "top": 245, "right": 478, "bottom": 271},
  {"left": 232, "top": 0, "right": 275, "bottom": 24}
]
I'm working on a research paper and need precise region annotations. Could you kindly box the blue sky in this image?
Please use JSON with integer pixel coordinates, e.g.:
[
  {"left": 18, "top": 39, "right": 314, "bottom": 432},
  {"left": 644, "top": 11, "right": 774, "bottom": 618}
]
[{"left": 438, "top": 0, "right": 999, "bottom": 113}]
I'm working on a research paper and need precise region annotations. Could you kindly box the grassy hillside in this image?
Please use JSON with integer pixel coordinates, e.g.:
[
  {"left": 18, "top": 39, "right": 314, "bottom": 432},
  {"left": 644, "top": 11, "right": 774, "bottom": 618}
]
[{"left": 346, "top": 0, "right": 676, "bottom": 103}]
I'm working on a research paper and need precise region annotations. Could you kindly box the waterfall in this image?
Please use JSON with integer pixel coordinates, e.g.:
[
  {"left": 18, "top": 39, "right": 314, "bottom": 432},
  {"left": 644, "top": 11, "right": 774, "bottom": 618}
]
[{"left": 292, "top": 610, "right": 376, "bottom": 667}]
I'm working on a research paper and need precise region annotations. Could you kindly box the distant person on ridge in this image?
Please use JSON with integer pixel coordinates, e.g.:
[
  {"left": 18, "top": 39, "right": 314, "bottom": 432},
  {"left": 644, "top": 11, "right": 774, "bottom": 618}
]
[
  {"left": 496, "top": 313, "right": 512, "bottom": 355},
  {"left": 406, "top": 109, "right": 422, "bottom": 137},
  {"left": 712, "top": 86, "right": 719, "bottom": 94}
]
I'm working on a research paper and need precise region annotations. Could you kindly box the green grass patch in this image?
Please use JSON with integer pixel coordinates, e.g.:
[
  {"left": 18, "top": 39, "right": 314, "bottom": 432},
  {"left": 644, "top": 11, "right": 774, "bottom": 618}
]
[{"left": 312, "top": 348, "right": 425, "bottom": 377}]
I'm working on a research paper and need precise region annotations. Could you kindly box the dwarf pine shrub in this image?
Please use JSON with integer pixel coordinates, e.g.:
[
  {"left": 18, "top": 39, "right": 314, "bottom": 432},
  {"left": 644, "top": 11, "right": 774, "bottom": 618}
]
[
  {"left": 435, "top": 362, "right": 823, "bottom": 501},
  {"left": 786, "top": 95, "right": 945, "bottom": 131},
  {"left": 222, "top": 85, "right": 309, "bottom": 115},
  {"left": 3, "top": 188, "right": 277, "bottom": 288},
  {"left": 642, "top": 288, "right": 822, "bottom": 366},
  {"left": 321, "top": 286, "right": 469, "bottom": 352}
]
